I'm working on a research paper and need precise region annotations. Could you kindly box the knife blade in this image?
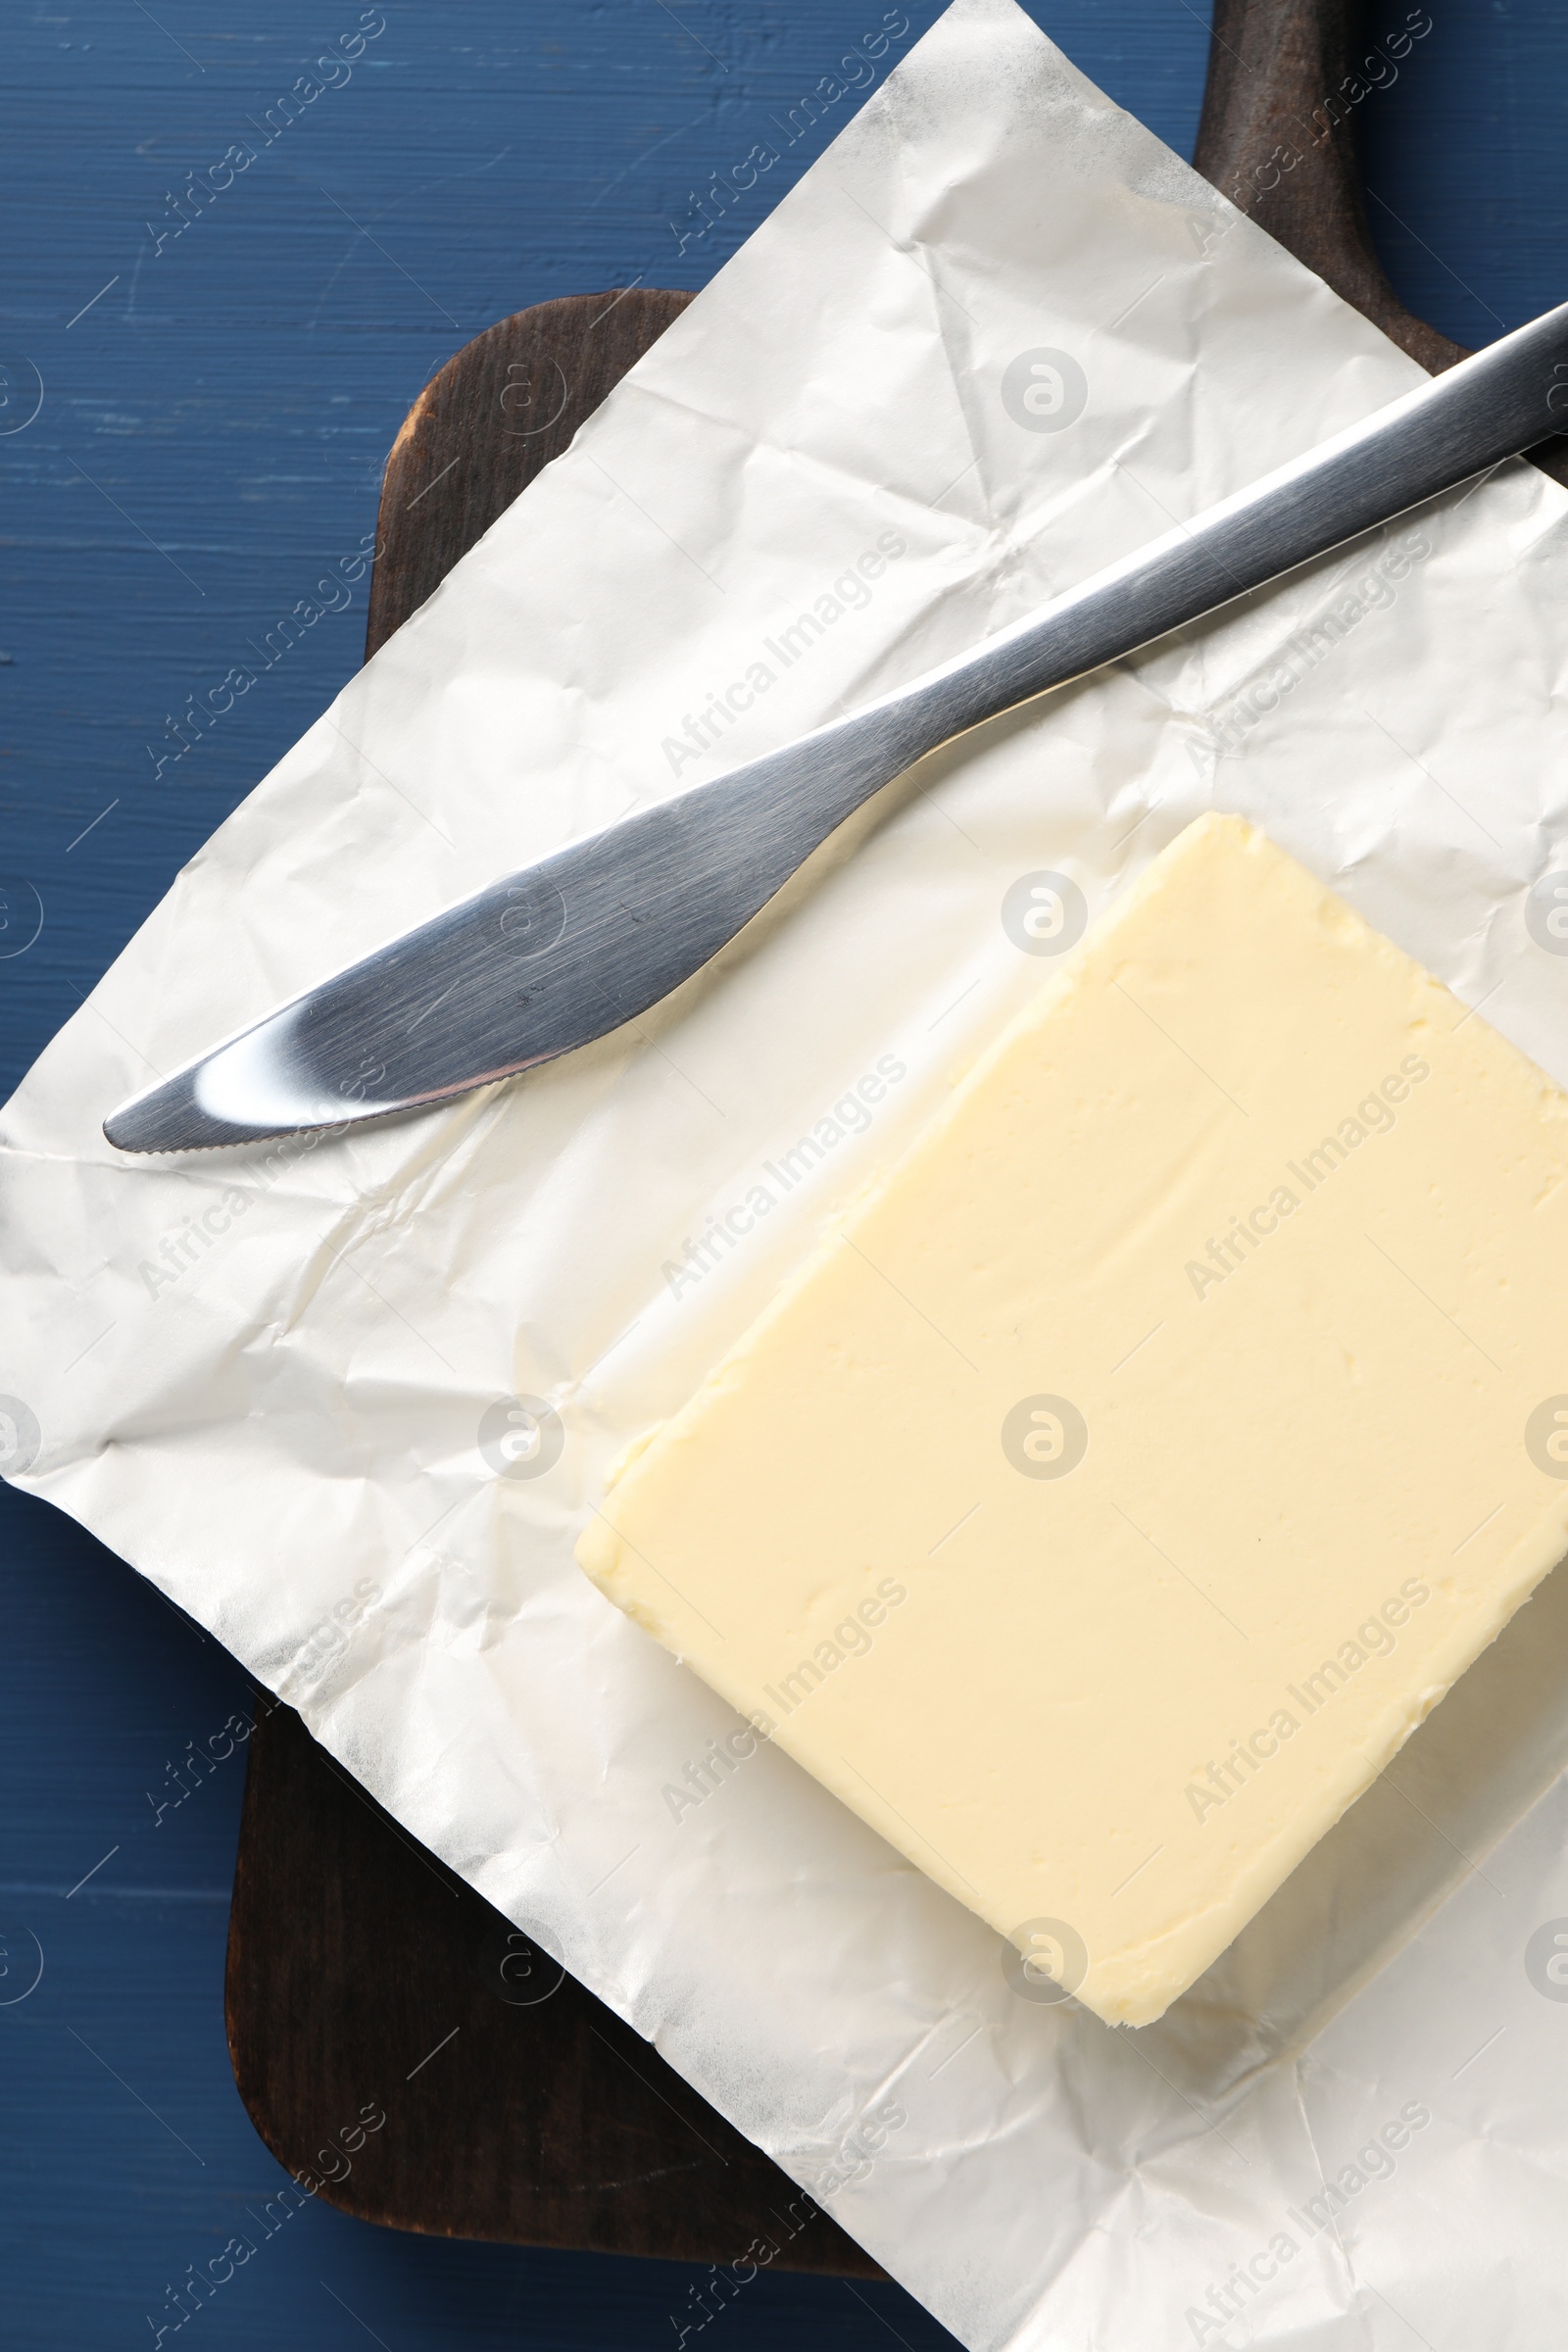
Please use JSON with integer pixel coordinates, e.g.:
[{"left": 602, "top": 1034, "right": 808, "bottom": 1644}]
[{"left": 106, "top": 300, "right": 1568, "bottom": 1153}]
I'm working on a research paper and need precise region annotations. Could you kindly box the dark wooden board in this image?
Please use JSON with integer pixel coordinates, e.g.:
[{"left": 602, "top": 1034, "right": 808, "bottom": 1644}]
[
  {"left": 227, "top": 1699, "right": 877, "bottom": 2270},
  {"left": 227, "top": 0, "right": 1559, "bottom": 2264}
]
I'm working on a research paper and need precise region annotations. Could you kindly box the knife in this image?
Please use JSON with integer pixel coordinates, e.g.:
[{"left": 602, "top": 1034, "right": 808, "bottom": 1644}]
[{"left": 106, "top": 301, "right": 1568, "bottom": 1153}]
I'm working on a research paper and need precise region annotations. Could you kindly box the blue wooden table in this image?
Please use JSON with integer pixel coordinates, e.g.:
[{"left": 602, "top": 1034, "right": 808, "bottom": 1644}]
[{"left": 2, "top": 2, "right": 1563, "bottom": 2343}]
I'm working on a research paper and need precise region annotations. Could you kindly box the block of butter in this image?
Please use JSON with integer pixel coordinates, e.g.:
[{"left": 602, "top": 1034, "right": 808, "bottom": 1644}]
[{"left": 577, "top": 813, "right": 1568, "bottom": 2027}]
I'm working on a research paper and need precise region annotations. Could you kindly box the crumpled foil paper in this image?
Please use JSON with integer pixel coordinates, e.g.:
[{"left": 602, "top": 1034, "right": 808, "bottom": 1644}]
[{"left": 6, "top": 2, "right": 1568, "bottom": 2342}]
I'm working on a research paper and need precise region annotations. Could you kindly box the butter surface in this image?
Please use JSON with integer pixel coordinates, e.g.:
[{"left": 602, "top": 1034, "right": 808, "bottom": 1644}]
[{"left": 577, "top": 814, "right": 1568, "bottom": 2026}]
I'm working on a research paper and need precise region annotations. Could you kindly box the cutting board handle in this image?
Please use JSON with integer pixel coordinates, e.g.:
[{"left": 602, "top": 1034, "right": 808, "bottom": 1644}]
[{"left": 1194, "top": 0, "right": 1464, "bottom": 373}]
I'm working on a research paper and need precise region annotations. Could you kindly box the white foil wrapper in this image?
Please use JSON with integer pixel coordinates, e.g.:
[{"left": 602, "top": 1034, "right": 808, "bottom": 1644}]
[{"left": 5, "top": 2, "right": 1568, "bottom": 2342}]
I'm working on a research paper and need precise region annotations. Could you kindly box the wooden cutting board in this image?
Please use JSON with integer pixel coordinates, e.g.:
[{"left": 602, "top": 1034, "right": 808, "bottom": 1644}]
[{"left": 226, "top": 0, "right": 1560, "bottom": 2265}]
